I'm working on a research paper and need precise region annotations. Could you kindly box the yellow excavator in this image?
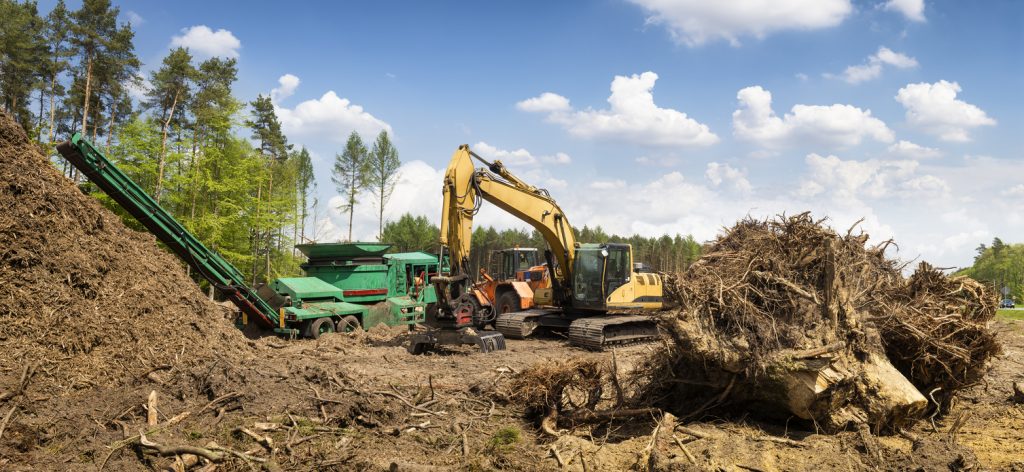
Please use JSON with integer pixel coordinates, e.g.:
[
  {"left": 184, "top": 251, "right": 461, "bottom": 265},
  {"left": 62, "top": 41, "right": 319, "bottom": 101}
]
[{"left": 427, "top": 144, "right": 664, "bottom": 351}]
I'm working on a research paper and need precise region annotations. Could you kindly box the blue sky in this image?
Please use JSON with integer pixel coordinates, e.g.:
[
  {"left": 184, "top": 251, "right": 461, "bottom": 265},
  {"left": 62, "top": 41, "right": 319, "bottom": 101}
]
[{"left": 62, "top": 0, "right": 1024, "bottom": 268}]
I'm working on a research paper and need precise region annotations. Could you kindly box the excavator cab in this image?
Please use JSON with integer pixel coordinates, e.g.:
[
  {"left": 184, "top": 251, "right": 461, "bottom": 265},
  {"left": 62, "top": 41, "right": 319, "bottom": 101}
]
[
  {"left": 486, "top": 248, "right": 539, "bottom": 281},
  {"left": 571, "top": 243, "right": 632, "bottom": 310}
]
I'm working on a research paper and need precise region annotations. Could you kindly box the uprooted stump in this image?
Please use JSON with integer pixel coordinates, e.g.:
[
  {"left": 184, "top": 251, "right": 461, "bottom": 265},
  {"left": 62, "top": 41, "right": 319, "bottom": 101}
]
[
  {"left": 505, "top": 360, "right": 658, "bottom": 436},
  {"left": 634, "top": 212, "right": 999, "bottom": 432}
]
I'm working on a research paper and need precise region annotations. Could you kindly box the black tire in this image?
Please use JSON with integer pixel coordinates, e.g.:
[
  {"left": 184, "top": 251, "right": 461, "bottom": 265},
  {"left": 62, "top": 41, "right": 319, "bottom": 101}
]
[
  {"left": 336, "top": 315, "right": 361, "bottom": 333},
  {"left": 307, "top": 317, "right": 335, "bottom": 339},
  {"left": 496, "top": 291, "right": 521, "bottom": 316}
]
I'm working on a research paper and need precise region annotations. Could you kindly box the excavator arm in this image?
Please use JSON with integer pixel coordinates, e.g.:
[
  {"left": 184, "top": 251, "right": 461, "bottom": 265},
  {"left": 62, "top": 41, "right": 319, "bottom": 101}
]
[{"left": 437, "top": 145, "right": 576, "bottom": 311}]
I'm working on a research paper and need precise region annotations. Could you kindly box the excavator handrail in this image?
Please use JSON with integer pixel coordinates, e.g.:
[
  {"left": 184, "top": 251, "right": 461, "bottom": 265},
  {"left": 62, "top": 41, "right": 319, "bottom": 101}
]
[{"left": 57, "top": 133, "right": 280, "bottom": 328}]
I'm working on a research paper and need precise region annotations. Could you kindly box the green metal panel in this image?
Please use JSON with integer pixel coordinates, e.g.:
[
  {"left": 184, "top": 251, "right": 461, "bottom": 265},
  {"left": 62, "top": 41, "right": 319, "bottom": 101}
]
[
  {"left": 56, "top": 134, "right": 280, "bottom": 328},
  {"left": 271, "top": 278, "right": 344, "bottom": 301},
  {"left": 383, "top": 251, "right": 439, "bottom": 262},
  {"left": 285, "top": 301, "right": 368, "bottom": 321},
  {"left": 296, "top": 242, "right": 392, "bottom": 259}
]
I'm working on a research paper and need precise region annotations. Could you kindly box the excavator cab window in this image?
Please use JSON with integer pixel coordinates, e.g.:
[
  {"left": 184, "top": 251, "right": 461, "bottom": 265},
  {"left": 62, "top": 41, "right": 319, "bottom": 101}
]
[
  {"left": 495, "top": 249, "right": 538, "bottom": 280},
  {"left": 572, "top": 245, "right": 631, "bottom": 308},
  {"left": 604, "top": 245, "right": 630, "bottom": 295},
  {"left": 572, "top": 247, "right": 606, "bottom": 308}
]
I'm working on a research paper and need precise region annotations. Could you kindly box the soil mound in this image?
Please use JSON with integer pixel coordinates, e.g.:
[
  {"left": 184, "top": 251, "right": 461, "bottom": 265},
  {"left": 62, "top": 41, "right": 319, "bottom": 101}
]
[
  {"left": 636, "top": 213, "right": 999, "bottom": 431},
  {"left": 0, "top": 111, "right": 253, "bottom": 448}
]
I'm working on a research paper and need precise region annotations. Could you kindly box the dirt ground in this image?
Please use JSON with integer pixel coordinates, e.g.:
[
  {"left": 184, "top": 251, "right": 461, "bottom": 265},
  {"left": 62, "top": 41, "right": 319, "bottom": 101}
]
[{"left": 2, "top": 322, "right": 1022, "bottom": 471}]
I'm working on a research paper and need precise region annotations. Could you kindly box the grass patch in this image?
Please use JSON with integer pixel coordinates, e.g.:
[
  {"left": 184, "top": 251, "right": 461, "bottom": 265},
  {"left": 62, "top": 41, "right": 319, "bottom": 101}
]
[
  {"left": 487, "top": 426, "right": 521, "bottom": 451},
  {"left": 998, "top": 309, "right": 1024, "bottom": 321}
]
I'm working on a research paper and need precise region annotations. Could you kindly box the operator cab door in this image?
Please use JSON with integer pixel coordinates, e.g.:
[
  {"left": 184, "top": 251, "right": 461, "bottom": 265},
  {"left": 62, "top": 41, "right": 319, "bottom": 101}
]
[{"left": 571, "top": 244, "right": 631, "bottom": 310}]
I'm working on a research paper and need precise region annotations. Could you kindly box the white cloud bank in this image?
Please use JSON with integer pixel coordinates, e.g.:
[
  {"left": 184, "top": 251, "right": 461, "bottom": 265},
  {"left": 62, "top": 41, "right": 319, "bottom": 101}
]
[
  {"left": 170, "top": 25, "right": 241, "bottom": 59},
  {"left": 628, "top": 0, "right": 852, "bottom": 46},
  {"left": 796, "top": 153, "right": 948, "bottom": 200},
  {"left": 732, "top": 85, "right": 894, "bottom": 148},
  {"left": 270, "top": 74, "right": 391, "bottom": 141},
  {"left": 517, "top": 71, "right": 718, "bottom": 147},
  {"left": 883, "top": 0, "right": 926, "bottom": 22},
  {"left": 895, "top": 81, "right": 996, "bottom": 142},
  {"left": 830, "top": 46, "right": 918, "bottom": 84}
]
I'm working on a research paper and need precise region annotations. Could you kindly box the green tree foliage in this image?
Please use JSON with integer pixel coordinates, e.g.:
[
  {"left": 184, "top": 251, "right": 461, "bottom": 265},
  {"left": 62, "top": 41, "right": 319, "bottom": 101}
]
[
  {"left": 145, "top": 47, "right": 194, "bottom": 203},
  {"left": 368, "top": 130, "right": 401, "bottom": 239},
  {"left": 331, "top": 131, "right": 369, "bottom": 241},
  {"left": 382, "top": 214, "right": 439, "bottom": 253},
  {"left": 245, "top": 93, "right": 297, "bottom": 283},
  {"left": 959, "top": 237, "right": 1024, "bottom": 302},
  {"left": 381, "top": 213, "right": 702, "bottom": 274},
  {"left": 42, "top": 0, "right": 73, "bottom": 143},
  {"left": 293, "top": 146, "right": 315, "bottom": 245},
  {"left": 0, "top": 0, "right": 47, "bottom": 130},
  {"left": 70, "top": 0, "right": 119, "bottom": 133}
]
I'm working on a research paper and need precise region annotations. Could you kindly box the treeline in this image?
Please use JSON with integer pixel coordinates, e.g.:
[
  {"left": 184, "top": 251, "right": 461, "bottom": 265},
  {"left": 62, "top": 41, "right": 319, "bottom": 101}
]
[
  {"left": 381, "top": 213, "right": 703, "bottom": 274},
  {"left": 0, "top": 0, "right": 321, "bottom": 285},
  {"left": 959, "top": 238, "right": 1023, "bottom": 302}
]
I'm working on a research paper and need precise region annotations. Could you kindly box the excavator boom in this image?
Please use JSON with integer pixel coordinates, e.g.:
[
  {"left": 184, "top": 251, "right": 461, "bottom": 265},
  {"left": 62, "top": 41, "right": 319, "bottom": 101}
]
[{"left": 438, "top": 145, "right": 575, "bottom": 304}]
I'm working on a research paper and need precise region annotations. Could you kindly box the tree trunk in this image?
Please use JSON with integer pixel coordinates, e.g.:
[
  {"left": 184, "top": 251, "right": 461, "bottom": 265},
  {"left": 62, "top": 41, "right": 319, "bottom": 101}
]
[
  {"left": 189, "top": 129, "right": 201, "bottom": 224},
  {"left": 105, "top": 99, "right": 117, "bottom": 153},
  {"left": 156, "top": 89, "right": 180, "bottom": 203},
  {"left": 251, "top": 182, "right": 262, "bottom": 286},
  {"left": 81, "top": 56, "right": 93, "bottom": 133},
  {"left": 36, "top": 89, "right": 45, "bottom": 143},
  {"left": 379, "top": 190, "right": 385, "bottom": 241},
  {"left": 47, "top": 74, "right": 57, "bottom": 144}
]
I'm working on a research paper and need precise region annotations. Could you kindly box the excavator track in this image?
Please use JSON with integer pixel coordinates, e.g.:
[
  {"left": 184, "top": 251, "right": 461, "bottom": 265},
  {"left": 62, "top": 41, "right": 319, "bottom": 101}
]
[
  {"left": 568, "top": 315, "right": 660, "bottom": 351},
  {"left": 495, "top": 311, "right": 542, "bottom": 339}
]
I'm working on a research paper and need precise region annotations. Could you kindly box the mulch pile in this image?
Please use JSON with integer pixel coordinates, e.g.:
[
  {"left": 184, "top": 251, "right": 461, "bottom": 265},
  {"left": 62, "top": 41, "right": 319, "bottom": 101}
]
[
  {"left": 633, "top": 213, "right": 999, "bottom": 431},
  {"left": 0, "top": 111, "right": 254, "bottom": 462}
]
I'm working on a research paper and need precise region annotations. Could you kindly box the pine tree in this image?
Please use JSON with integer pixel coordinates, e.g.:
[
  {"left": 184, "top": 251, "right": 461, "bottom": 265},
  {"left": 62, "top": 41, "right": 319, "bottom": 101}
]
[
  {"left": 43, "top": 0, "right": 73, "bottom": 143},
  {"left": 331, "top": 131, "right": 369, "bottom": 242},
  {"left": 368, "top": 130, "right": 401, "bottom": 239},
  {"left": 245, "top": 94, "right": 293, "bottom": 283},
  {"left": 70, "top": 0, "right": 119, "bottom": 135},
  {"left": 145, "top": 47, "right": 194, "bottom": 203},
  {"left": 0, "top": 0, "right": 47, "bottom": 130},
  {"left": 294, "top": 147, "right": 315, "bottom": 245}
]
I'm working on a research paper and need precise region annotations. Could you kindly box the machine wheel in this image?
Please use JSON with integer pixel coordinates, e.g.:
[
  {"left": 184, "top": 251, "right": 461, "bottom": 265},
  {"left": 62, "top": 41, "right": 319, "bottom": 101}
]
[
  {"left": 336, "top": 315, "right": 361, "bottom": 333},
  {"left": 495, "top": 291, "right": 521, "bottom": 316},
  {"left": 307, "top": 317, "right": 335, "bottom": 339}
]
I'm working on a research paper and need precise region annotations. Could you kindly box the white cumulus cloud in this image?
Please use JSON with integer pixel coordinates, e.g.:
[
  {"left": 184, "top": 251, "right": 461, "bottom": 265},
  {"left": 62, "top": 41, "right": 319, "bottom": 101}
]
[
  {"left": 271, "top": 75, "right": 391, "bottom": 142},
  {"left": 883, "top": 0, "right": 926, "bottom": 22},
  {"left": 170, "top": 25, "right": 241, "bottom": 59},
  {"left": 628, "top": 0, "right": 852, "bottom": 46},
  {"left": 887, "top": 140, "right": 941, "bottom": 159},
  {"left": 797, "top": 153, "right": 947, "bottom": 200},
  {"left": 518, "top": 71, "right": 718, "bottom": 147},
  {"left": 895, "top": 80, "right": 996, "bottom": 142},
  {"left": 830, "top": 46, "right": 918, "bottom": 84},
  {"left": 472, "top": 142, "right": 572, "bottom": 167},
  {"left": 515, "top": 92, "right": 571, "bottom": 113},
  {"left": 705, "top": 162, "right": 753, "bottom": 195},
  {"left": 733, "top": 86, "right": 894, "bottom": 148},
  {"left": 271, "top": 74, "right": 300, "bottom": 103}
]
